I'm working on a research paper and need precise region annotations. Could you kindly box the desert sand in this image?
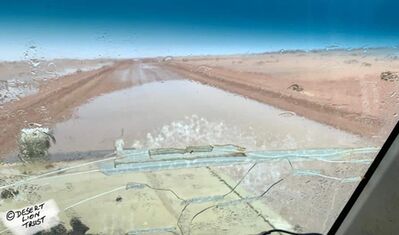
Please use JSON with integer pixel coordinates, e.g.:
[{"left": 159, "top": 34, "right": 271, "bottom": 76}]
[
  {"left": 164, "top": 48, "right": 399, "bottom": 141},
  {"left": 0, "top": 48, "right": 398, "bottom": 234}
]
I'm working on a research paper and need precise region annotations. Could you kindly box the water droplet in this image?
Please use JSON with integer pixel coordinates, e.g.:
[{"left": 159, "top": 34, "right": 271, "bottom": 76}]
[
  {"left": 327, "top": 44, "right": 339, "bottom": 49},
  {"left": 287, "top": 84, "right": 304, "bottom": 92},
  {"left": 163, "top": 56, "right": 173, "bottom": 62},
  {"left": 46, "top": 62, "right": 57, "bottom": 75},
  {"left": 279, "top": 112, "right": 296, "bottom": 117},
  {"left": 47, "top": 62, "right": 56, "bottom": 68},
  {"left": 30, "top": 59, "right": 41, "bottom": 68}
]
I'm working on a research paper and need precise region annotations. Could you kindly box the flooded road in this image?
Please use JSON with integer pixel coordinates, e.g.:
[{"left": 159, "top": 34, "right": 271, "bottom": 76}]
[
  {"left": 1, "top": 63, "right": 373, "bottom": 235},
  {"left": 51, "top": 63, "right": 363, "bottom": 153}
]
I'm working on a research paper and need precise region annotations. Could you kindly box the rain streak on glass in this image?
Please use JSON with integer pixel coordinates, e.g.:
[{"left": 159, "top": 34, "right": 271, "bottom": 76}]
[{"left": 0, "top": 1, "right": 399, "bottom": 235}]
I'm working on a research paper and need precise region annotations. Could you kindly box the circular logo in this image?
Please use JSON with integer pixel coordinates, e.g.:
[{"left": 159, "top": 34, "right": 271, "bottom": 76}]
[{"left": 6, "top": 211, "right": 15, "bottom": 221}]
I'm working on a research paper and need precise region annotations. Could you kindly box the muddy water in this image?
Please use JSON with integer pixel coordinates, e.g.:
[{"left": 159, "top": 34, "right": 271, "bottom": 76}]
[{"left": 51, "top": 65, "right": 363, "bottom": 154}]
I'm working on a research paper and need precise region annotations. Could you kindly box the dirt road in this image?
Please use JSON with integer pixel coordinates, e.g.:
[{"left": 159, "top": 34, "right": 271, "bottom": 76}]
[
  {"left": 0, "top": 61, "right": 165, "bottom": 157},
  {"left": 0, "top": 61, "right": 379, "bottom": 233},
  {"left": 161, "top": 50, "right": 399, "bottom": 142},
  {"left": 1, "top": 59, "right": 374, "bottom": 157},
  {"left": 163, "top": 62, "right": 381, "bottom": 139},
  {"left": 47, "top": 63, "right": 363, "bottom": 154}
]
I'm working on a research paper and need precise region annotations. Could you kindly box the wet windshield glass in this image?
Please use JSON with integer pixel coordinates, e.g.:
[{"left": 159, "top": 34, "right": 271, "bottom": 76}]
[{"left": 1, "top": 1, "right": 399, "bottom": 234}]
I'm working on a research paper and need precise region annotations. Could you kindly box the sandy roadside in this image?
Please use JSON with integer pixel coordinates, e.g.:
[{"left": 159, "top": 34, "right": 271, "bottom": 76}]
[
  {"left": 0, "top": 57, "right": 386, "bottom": 234},
  {"left": 161, "top": 50, "right": 399, "bottom": 142},
  {"left": 0, "top": 60, "right": 137, "bottom": 157}
]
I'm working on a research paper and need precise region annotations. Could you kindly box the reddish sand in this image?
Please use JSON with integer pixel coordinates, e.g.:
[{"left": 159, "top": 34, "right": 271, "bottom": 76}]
[
  {"left": 162, "top": 49, "right": 399, "bottom": 142},
  {"left": 0, "top": 61, "right": 135, "bottom": 156},
  {"left": 2, "top": 49, "right": 399, "bottom": 158}
]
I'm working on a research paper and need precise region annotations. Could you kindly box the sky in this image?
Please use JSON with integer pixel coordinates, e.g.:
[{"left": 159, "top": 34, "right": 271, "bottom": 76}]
[{"left": 1, "top": 0, "right": 399, "bottom": 60}]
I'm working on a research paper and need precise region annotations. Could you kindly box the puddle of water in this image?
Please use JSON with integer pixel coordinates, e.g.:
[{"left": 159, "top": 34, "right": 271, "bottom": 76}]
[{"left": 51, "top": 80, "right": 363, "bottom": 153}]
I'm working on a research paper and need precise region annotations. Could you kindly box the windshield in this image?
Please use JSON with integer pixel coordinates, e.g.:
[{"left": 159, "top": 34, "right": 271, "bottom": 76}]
[{"left": 1, "top": 1, "right": 399, "bottom": 235}]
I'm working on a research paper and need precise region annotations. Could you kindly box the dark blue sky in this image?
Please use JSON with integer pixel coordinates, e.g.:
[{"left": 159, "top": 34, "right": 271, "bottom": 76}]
[{"left": 1, "top": 0, "right": 399, "bottom": 60}]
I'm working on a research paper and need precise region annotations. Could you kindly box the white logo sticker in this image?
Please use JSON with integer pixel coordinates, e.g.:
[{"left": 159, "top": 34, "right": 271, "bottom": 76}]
[{"left": 1, "top": 199, "right": 60, "bottom": 235}]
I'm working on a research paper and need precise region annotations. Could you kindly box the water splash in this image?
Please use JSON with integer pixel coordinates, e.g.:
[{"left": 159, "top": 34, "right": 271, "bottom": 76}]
[{"left": 132, "top": 115, "right": 258, "bottom": 149}]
